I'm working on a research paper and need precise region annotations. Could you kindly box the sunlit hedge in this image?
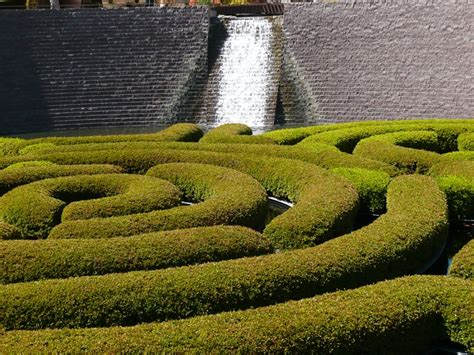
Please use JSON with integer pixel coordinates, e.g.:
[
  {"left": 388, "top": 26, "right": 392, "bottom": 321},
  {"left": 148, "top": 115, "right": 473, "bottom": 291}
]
[
  {"left": 200, "top": 123, "right": 275, "bottom": 144},
  {"left": 0, "top": 175, "right": 447, "bottom": 330},
  {"left": 429, "top": 160, "right": 474, "bottom": 221},
  {"left": 442, "top": 151, "right": 474, "bottom": 161},
  {"left": 10, "top": 140, "right": 397, "bottom": 175},
  {"left": 48, "top": 163, "right": 268, "bottom": 239},
  {"left": 0, "top": 221, "right": 20, "bottom": 240},
  {"left": 263, "top": 119, "right": 474, "bottom": 146},
  {"left": 2, "top": 276, "right": 471, "bottom": 353},
  {"left": 0, "top": 137, "right": 24, "bottom": 157},
  {"left": 330, "top": 167, "right": 390, "bottom": 213},
  {"left": 0, "top": 163, "right": 122, "bottom": 196},
  {"left": 0, "top": 149, "right": 359, "bottom": 249},
  {"left": 0, "top": 120, "right": 471, "bottom": 351},
  {"left": 0, "top": 123, "right": 203, "bottom": 157},
  {"left": 1, "top": 226, "right": 272, "bottom": 284},
  {"left": 297, "top": 122, "right": 472, "bottom": 153},
  {"left": 458, "top": 132, "right": 474, "bottom": 151},
  {"left": 0, "top": 174, "right": 181, "bottom": 239},
  {"left": 449, "top": 239, "right": 474, "bottom": 280},
  {"left": 352, "top": 131, "right": 441, "bottom": 174}
]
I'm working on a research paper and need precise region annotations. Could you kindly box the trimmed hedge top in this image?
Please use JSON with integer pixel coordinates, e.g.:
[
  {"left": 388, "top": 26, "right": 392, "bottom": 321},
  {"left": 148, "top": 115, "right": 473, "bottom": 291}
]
[
  {"left": 0, "top": 123, "right": 204, "bottom": 157},
  {"left": 0, "top": 162, "right": 123, "bottom": 196},
  {"left": 458, "top": 132, "right": 474, "bottom": 151},
  {"left": 0, "top": 148, "right": 360, "bottom": 249},
  {"left": 449, "top": 239, "right": 474, "bottom": 280},
  {"left": 200, "top": 123, "right": 275, "bottom": 144},
  {"left": 264, "top": 119, "right": 474, "bottom": 146},
  {"left": 1, "top": 120, "right": 472, "bottom": 351},
  {"left": 1, "top": 275, "right": 471, "bottom": 353},
  {"left": 0, "top": 174, "right": 181, "bottom": 239},
  {"left": 47, "top": 163, "right": 268, "bottom": 239},
  {"left": 429, "top": 160, "right": 474, "bottom": 221},
  {"left": 9, "top": 140, "right": 397, "bottom": 176},
  {"left": 352, "top": 131, "right": 441, "bottom": 174},
  {"left": 0, "top": 175, "right": 448, "bottom": 330},
  {"left": 1, "top": 225, "right": 273, "bottom": 284}
]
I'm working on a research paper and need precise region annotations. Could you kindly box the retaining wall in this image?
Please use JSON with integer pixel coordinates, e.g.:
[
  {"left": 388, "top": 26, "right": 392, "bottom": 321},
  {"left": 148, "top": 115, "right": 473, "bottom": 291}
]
[
  {"left": 0, "top": 8, "right": 209, "bottom": 134},
  {"left": 1, "top": 2, "right": 472, "bottom": 133},
  {"left": 280, "top": 1, "right": 474, "bottom": 124}
]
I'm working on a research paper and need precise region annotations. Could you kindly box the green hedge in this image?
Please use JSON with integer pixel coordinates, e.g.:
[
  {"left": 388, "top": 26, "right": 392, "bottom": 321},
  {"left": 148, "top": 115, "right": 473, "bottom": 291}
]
[
  {"left": 1, "top": 276, "right": 470, "bottom": 353},
  {"left": 48, "top": 163, "right": 268, "bottom": 239},
  {"left": 15, "top": 140, "right": 336, "bottom": 155},
  {"left": 11, "top": 140, "right": 397, "bottom": 176},
  {"left": 3, "top": 160, "right": 54, "bottom": 169},
  {"left": 448, "top": 239, "right": 474, "bottom": 280},
  {"left": 0, "top": 149, "right": 359, "bottom": 249},
  {"left": 0, "top": 174, "right": 181, "bottom": 239},
  {"left": 458, "top": 132, "right": 474, "bottom": 151},
  {"left": 19, "top": 143, "right": 58, "bottom": 155},
  {"left": 0, "top": 221, "right": 20, "bottom": 240},
  {"left": 191, "top": 142, "right": 394, "bottom": 175},
  {"left": 0, "top": 175, "right": 447, "bottom": 330},
  {"left": 0, "top": 226, "right": 272, "bottom": 284},
  {"left": 143, "top": 154, "right": 358, "bottom": 250},
  {"left": 442, "top": 151, "right": 474, "bottom": 161},
  {"left": 1, "top": 123, "right": 203, "bottom": 156},
  {"left": 429, "top": 160, "right": 474, "bottom": 221},
  {"left": 0, "top": 163, "right": 122, "bottom": 196},
  {"left": 429, "top": 160, "right": 474, "bottom": 179},
  {"left": 0, "top": 137, "right": 25, "bottom": 157},
  {"left": 297, "top": 122, "right": 473, "bottom": 153},
  {"left": 262, "top": 119, "right": 474, "bottom": 146},
  {"left": 262, "top": 126, "right": 317, "bottom": 145},
  {"left": 261, "top": 120, "right": 411, "bottom": 145},
  {"left": 435, "top": 176, "right": 474, "bottom": 221},
  {"left": 330, "top": 167, "right": 390, "bottom": 213},
  {"left": 199, "top": 124, "right": 275, "bottom": 145},
  {"left": 254, "top": 159, "right": 358, "bottom": 250},
  {"left": 352, "top": 131, "right": 442, "bottom": 174}
]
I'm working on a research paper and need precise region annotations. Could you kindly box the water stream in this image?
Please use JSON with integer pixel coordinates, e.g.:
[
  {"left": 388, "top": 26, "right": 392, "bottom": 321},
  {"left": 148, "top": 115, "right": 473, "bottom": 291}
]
[{"left": 206, "top": 16, "right": 282, "bottom": 129}]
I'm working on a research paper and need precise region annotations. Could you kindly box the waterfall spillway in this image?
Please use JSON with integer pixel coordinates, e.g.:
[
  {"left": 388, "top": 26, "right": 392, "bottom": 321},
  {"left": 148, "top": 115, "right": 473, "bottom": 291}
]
[{"left": 206, "top": 17, "right": 282, "bottom": 129}]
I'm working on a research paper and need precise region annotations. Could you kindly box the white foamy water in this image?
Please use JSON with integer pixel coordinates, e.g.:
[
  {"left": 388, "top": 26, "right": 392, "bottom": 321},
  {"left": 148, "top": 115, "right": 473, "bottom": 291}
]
[{"left": 214, "top": 17, "right": 277, "bottom": 128}]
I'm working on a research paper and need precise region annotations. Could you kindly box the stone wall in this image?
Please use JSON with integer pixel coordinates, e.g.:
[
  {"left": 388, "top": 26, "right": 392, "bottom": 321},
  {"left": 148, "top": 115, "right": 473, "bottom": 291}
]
[
  {"left": 280, "top": 1, "right": 474, "bottom": 124},
  {"left": 0, "top": 8, "right": 209, "bottom": 134},
  {"left": 1, "top": 3, "right": 472, "bottom": 134}
]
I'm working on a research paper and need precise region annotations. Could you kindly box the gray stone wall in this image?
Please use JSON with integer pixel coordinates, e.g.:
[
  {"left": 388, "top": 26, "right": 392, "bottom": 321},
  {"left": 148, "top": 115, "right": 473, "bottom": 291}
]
[
  {"left": 0, "top": 8, "right": 209, "bottom": 134},
  {"left": 280, "top": 1, "right": 474, "bottom": 124}
]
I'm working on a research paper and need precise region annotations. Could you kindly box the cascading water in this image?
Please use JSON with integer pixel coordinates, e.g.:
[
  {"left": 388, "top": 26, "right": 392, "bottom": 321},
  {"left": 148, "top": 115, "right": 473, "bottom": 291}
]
[{"left": 206, "top": 16, "right": 282, "bottom": 129}]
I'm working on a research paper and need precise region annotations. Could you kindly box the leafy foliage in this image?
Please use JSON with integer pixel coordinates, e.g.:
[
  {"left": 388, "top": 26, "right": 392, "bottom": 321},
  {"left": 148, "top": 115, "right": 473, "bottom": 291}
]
[{"left": 0, "top": 120, "right": 472, "bottom": 352}]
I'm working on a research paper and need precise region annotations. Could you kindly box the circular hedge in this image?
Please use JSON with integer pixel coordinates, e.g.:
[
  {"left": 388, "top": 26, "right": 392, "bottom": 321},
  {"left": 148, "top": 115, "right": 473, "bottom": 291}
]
[
  {"left": 1, "top": 276, "right": 471, "bottom": 353},
  {"left": 0, "top": 120, "right": 472, "bottom": 353},
  {"left": 0, "top": 174, "right": 181, "bottom": 239}
]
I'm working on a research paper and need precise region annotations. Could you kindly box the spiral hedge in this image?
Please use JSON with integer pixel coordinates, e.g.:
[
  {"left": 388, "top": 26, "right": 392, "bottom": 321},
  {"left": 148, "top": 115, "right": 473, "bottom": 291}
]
[
  {"left": 0, "top": 120, "right": 473, "bottom": 352},
  {"left": 1, "top": 226, "right": 272, "bottom": 284},
  {"left": 0, "top": 174, "right": 182, "bottom": 239},
  {"left": 1, "top": 276, "right": 471, "bottom": 353},
  {"left": 449, "top": 239, "right": 474, "bottom": 280},
  {"left": 0, "top": 123, "right": 203, "bottom": 157}
]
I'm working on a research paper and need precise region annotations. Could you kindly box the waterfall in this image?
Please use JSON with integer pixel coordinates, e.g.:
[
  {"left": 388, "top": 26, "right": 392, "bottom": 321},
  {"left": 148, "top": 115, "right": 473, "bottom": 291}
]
[{"left": 206, "top": 17, "right": 282, "bottom": 129}]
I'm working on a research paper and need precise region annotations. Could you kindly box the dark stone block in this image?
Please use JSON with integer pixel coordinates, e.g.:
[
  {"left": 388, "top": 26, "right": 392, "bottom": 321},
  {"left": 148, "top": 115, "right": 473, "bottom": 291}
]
[
  {"left": 0, "top": 7, "right": 209, "bottom": 134},
  {"left": 281, "top": 1, "right": 474, "bottom": 124}
]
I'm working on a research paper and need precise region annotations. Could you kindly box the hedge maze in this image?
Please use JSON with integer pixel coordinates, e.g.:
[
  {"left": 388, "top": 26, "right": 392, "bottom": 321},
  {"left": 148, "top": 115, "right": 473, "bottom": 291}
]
[{"left": 0, "top": 120, "right": 473, "bottom": 353}]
